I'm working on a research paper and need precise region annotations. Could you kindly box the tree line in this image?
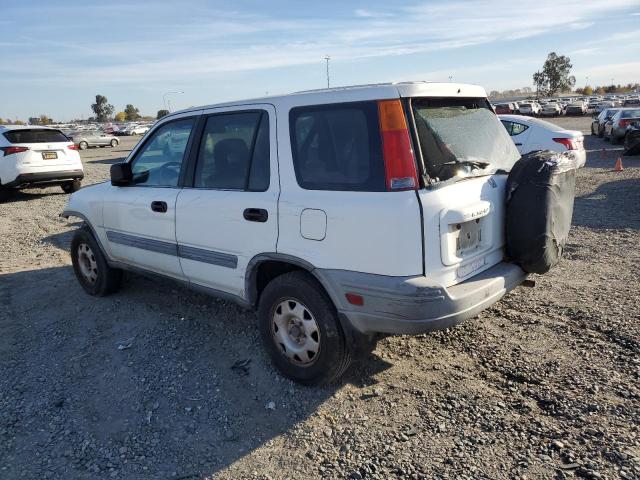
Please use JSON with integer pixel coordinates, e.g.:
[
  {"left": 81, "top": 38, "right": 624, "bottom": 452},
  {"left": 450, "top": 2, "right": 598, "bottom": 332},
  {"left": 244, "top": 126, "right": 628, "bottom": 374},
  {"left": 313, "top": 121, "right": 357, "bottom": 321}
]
[{"left": 91, "top": 94, "right": 169, "bottom": 122}]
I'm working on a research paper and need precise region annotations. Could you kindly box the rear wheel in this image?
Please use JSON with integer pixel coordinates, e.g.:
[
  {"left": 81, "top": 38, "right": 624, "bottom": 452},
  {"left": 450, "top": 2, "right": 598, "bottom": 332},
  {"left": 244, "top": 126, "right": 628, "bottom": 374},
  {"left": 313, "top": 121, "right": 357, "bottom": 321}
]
[
  {"left": 257, "top": 271, "right": 352, "bottom": 385},
  {"left": 79, "top": 141, "right": 88, "bottom": 150},
  {"left": 71, "top": 228, "right": 122, "bottom": 296},
  {"left": 110, "top": 139, "right": 118, "bottom": 148},
  {"left": 61, "top": 179, "right": 82, "bottom": 193}
]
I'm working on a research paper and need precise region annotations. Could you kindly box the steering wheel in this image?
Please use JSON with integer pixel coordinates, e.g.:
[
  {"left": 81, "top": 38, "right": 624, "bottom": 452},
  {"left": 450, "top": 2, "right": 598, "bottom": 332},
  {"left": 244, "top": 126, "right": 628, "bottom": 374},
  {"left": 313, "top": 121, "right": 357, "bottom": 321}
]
[{"left": 157, "top": 161, "right": 182, "bottom": 184}]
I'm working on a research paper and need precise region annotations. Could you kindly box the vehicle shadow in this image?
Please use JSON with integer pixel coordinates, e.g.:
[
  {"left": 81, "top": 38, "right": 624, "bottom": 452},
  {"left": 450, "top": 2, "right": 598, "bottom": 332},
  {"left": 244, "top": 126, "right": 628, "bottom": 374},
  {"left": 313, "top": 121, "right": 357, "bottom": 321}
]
[
  {"left": 573, "top": 177, "right": 640, "bottom": 230},
  {"left": 0, "top": 265, "right": 391, "bottom": 479},
  {"left": 84, "top": 155, "right": 128, "bottom": 165},
  {"left": 0, "top": 188, "right": 66, "bottom": 203}
]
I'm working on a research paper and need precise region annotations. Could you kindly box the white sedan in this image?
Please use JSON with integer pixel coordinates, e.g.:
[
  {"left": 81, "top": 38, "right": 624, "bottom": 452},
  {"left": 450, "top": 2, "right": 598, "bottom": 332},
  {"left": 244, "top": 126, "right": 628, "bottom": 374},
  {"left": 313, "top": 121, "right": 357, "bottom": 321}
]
[{"left": 499, "top": 115, "right": 586, "bottom": 168}]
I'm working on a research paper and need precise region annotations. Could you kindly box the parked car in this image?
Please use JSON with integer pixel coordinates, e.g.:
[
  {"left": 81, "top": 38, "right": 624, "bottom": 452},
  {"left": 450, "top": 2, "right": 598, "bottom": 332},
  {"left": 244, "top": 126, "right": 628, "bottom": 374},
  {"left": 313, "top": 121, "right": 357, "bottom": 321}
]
[
  {"left": 623, "top": 98, "right": 640, "bottom": 107},
  {"left": 565, "top": 102, "right": 588, "bottom": 116},
  {"left": 591, "top": 109, "right": 619, "bottom": 137},
  {"left": 128, "top": 125, "right": 150, "bottom": 136},
  {"left": 499, "top": 115, "right": 586, "bottom": 168},
  {"left": 62, "top": 82, "right": 574, "bottom": 385},
  {"left": 70, "top": 131, "right": 120, "bottom": 150},
  {"left": 0, "top": 125, "right": 83, "bottom": 201},
  {"left": 605, "top": 108, "right": 640, "bottom": 143},
  {"left": 623, "top": 121, "right": 640, "bottom": 156},
  {"left": 518, "top": 102, "right": 541, "bottom": 116},
  {"left": 540, "top": 103, "right": 562, "bottom": 117},
  {"left": 494, "top": 103, "right": 516, "bottom": 114}
]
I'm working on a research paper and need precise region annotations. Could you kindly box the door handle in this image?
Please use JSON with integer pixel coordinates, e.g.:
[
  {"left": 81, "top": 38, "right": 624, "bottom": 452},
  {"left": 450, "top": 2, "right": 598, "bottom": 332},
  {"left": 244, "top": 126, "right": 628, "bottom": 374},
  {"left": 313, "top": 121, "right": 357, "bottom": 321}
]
[
  {"left": 515, "top": 143, "right": 522, "bottom": 146},
  {"left": 151, "top": 201, "right": 168, "bottom": 213},
  {"left": 243, "top": 208, "right": 268, "bottom": 222}
]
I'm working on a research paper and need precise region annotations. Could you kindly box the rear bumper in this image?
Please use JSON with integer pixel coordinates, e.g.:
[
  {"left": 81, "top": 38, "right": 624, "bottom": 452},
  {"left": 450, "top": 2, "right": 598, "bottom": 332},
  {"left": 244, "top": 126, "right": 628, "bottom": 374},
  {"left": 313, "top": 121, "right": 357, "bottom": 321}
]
[
  {"left": 316, "top": 262, "right": 526, "bottom": 335},
  {"left": 3, "top": 170, "right": 84, "bottom": 188}
]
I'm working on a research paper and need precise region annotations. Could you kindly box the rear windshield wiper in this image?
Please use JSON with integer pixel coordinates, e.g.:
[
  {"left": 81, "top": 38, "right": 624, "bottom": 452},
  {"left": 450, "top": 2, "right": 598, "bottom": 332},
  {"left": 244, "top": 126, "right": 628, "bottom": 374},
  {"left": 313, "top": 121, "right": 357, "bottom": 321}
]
[{"left": 442, "top": 160, "right": 490, "bottom": 169}]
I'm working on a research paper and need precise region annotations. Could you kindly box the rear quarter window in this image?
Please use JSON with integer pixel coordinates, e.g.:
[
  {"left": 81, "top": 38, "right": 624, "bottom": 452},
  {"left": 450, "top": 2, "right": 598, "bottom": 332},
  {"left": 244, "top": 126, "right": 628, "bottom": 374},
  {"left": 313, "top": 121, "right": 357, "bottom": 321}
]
[
  {"left": 3, "top": 129, "right": 69, "bottom": 144},
  {"left": 289, "top": 101, "right": 385, "bottom": 191}
]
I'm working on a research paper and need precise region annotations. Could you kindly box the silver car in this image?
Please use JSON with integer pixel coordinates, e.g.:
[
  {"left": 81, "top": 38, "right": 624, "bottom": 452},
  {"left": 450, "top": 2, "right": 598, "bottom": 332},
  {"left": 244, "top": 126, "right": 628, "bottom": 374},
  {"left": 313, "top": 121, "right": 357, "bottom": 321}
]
[{"left": 71, "top": 131, "right": 119, "bottom": 150}]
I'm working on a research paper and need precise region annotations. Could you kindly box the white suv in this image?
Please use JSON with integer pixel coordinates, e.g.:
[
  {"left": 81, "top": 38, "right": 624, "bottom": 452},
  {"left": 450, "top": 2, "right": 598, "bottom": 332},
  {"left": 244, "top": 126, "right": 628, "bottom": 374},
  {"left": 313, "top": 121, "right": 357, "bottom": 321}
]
[
  {"left": 0, "top": 125, "right": 84, "bottom": 201},
  {"left": 62, "top": 82, "right": 535, "bottom": 385}
]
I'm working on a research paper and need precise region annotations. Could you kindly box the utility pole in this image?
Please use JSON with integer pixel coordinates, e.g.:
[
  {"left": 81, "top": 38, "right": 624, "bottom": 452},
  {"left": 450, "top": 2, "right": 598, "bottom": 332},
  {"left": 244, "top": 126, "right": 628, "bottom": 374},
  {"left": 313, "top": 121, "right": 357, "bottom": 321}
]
[{"left": 324, "top": 55, "right": 331, "bottom": 88}]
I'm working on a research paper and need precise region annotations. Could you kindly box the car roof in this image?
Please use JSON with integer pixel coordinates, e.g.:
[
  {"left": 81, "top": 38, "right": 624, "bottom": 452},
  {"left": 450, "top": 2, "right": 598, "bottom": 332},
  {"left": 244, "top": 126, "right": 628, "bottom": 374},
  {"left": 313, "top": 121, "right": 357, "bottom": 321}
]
[
  {"left": 163, "top": 81, "right": 487, "bottom": 118},
  {"left": 497, "top": 114, "right": 568, "bottom": 131},
  {"left": 0, "top": 125, "right": 60, "bottom": 132}
]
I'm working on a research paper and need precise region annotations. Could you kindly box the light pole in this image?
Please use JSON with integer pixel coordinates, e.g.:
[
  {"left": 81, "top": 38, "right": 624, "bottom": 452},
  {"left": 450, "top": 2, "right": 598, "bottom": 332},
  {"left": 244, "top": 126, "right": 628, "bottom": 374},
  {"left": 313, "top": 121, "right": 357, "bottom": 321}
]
[
  {"left": 324, "top": 55, "right": 331, "bottom": 89},
  {"left": 163, "top": 91, "right": 184, "bottom": 112}
]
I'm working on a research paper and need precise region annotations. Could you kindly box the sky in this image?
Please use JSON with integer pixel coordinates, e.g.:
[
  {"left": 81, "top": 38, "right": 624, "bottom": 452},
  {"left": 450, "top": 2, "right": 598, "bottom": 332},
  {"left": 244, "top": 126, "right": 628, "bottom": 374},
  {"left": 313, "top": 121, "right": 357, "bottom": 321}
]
[{"left": 0, "top": 0, "right": 638, "bottom": 121}]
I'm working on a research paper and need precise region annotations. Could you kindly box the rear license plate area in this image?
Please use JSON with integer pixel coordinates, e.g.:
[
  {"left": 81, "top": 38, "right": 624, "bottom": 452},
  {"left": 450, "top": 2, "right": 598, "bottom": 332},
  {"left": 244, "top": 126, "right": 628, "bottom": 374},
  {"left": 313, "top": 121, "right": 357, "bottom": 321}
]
[
  {"left": 42, "top": 151, "right": 58, "bottom": 160},
  {"left": 455, "top": 219, "right": 482, "bottom": 254}
]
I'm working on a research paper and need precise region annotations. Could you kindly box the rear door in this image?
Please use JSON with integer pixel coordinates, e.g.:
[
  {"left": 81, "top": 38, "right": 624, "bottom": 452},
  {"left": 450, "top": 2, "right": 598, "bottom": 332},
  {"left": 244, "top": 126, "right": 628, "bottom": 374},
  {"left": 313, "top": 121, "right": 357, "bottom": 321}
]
[
  {"left": 175, "top": 104, "right": 278, "bottom": 298},
  {"left": 501, "top": 119, "right": 532, "bottom": 154},
  {"left": 409, "top": 96, "right": 522, "bottom": 287},
  {"left": 102, "top": 113, "right": 200, "bottom": 278}
]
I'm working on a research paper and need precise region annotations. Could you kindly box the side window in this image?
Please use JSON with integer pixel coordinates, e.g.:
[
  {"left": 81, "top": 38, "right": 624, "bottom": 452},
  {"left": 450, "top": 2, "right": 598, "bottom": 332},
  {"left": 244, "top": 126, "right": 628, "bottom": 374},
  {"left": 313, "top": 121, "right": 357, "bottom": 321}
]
[
  {"left": 289, "top": 102, "right": 385, "bottom": 191},
  {"left": 130, "top": 118, "right": 195, "bottom": 187},
  {"left": 501, "top": 120, "right": 513, "bottom": 135},
  {"left": 194, "top": 111, "right": 270, "bottom": 191},
  {"left": 511, "top": 122, "right": 529, "bottom": 136}
]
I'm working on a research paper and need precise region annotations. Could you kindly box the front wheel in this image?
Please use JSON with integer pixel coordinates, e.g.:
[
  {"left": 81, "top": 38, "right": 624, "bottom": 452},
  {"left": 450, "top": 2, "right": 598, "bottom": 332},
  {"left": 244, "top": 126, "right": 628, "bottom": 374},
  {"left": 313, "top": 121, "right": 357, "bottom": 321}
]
[
  {"left": 110, "top": 139, "right": 118, "bottom": 148},
  {"left": 71, "top": 228, "right": 122, "bottom": 296},
  {"left": 61, "top": 179, "right": 81, "bottom": 193},
  {"left": 79, "top": 141, "right": 88, "bottom": 150},
  {"left": 257, "top": 271, "right": 352, "bottom": 385}
]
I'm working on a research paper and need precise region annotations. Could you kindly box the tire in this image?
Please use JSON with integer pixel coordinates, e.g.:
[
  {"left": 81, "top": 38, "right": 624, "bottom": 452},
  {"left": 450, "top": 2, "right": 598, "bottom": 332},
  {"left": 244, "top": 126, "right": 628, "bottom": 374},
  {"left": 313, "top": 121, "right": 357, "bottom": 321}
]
[
  {"left": 79, "top": 141, "right": 88, "bottom": 150},
  {"left": 71, "top": 227, "right": 122, "bottom": 296},
  {"left": 257, "top": 271, "right": 352, "bottom": 385},
  {"left": 61, "top": 179, "right": 81, "bottom": 194},
  {"left": 110, "top": 139, "right": 118, "bottom": 148}
]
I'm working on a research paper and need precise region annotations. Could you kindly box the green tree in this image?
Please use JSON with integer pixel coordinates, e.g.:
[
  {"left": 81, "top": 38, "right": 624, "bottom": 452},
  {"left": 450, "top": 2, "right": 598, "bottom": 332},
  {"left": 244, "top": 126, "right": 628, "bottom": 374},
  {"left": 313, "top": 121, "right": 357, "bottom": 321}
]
[
  {"left": 532, "top": 53, "right": 576, "bottom": 96},
  {"left": 39, "top": 115, "right": 52, "bottom": 125},
  {"left": 114, "top": 111, "right": 126, "bottom": 122},
  {"left": 582, "top": 86, "right": 593, "bottom": 96},
  {"left": 157, "top": 109, "right": 170, "bottom": 119},
  {"left": 124, "top": 104, "right": 140, "bottom": 121},
  {"left": 91, "top": 95, "right": 114, "bottom": 123}
]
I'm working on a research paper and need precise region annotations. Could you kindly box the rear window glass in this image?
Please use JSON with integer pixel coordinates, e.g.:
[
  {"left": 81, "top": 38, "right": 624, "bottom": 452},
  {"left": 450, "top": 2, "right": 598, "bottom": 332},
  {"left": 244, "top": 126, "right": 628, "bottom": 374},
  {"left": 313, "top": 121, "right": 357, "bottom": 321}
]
[
  {"left": 289, "top": 102, "right": 385, "bottom": 191},
  {"left": 3, "top": 129, "right": 69, "bottom": 144},
  {"left": 412, "top": 97, "right": 520, "bottom": 184}
]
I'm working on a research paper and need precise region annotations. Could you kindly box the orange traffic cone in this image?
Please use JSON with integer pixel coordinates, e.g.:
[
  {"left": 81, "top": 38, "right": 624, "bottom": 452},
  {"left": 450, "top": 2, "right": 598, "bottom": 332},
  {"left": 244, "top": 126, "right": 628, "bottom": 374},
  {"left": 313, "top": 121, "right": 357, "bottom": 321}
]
[{"left": 614, "top": 157, "right": 624, "bottom": 172}]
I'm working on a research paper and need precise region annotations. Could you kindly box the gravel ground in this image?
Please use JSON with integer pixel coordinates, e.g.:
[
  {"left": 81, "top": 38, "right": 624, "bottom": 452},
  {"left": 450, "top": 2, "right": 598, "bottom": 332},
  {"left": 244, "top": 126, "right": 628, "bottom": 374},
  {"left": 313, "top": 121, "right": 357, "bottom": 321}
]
[{"left": 1, "top": 119, "right": 639, "bottom": 480}]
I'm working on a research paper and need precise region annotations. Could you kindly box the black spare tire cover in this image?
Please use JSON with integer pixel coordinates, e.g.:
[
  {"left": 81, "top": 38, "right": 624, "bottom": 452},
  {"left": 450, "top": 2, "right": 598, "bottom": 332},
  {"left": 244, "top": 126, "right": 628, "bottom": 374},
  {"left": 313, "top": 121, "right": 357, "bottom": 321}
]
[{"left": 505, "top": 150, "right": 577, "bottom": 274}]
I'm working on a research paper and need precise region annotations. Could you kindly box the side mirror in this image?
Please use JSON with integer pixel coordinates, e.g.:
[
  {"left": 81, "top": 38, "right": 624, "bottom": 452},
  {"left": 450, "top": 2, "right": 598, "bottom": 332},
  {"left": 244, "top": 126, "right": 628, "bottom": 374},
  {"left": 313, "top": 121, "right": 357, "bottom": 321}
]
[{"left": 110, "top": 162, "right": 132, "bottom": 186}]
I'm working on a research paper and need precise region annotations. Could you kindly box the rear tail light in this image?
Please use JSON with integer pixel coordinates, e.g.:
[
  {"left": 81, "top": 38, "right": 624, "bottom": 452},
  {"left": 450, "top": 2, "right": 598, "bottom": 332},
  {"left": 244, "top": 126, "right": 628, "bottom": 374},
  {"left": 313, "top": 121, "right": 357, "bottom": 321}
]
[
  {"left": 378, "top": 99, "right": 418, "bottom": 191},
  {"left": 553, "top": 137, "right": 580, "bottom": 150},
  {"left": 619, "top": 119, "right": 631, "bottom": 128},
  {"left": 67, "top": 144, "right": 79, "bottom": 150},
  {"left": 1, "top": 146, "right": 29, "bottom": 156}
]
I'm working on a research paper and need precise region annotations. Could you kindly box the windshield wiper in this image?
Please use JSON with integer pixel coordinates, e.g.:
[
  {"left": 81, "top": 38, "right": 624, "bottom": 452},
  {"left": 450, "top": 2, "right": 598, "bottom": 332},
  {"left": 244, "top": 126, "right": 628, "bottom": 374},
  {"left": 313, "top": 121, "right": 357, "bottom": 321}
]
[{"left": 442, "top": 160, "right": 490, "bottom": 169}]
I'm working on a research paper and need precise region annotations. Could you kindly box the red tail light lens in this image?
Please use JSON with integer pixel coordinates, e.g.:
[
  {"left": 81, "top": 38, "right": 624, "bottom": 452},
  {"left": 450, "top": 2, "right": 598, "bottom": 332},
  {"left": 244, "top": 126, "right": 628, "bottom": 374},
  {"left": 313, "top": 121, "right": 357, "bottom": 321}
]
[
  {"left": 1, "top": 146, "right": 29, "bottom": 156},
  {"left": 67, "top": 144, "right": 79, "bottom": 150},
  {"left": 553, "top": 137, "right": 579, "bottom": 150},
  {"left": 619, "top": 119, "right": 630, "bottom": 128},
  {"left": 378, "top": 99, "right": 418, "bottom": 191}
]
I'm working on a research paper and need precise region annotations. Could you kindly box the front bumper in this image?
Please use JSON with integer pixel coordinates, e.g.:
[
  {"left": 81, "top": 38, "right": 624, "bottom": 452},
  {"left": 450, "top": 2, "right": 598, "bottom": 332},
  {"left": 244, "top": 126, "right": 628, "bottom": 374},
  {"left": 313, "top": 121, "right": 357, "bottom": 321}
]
[
  {"left": 3, "top": 170, "right": 84, "bottom": 188},
  {"left": 316, "top": 262, "right": 526, "bottom": 335}
]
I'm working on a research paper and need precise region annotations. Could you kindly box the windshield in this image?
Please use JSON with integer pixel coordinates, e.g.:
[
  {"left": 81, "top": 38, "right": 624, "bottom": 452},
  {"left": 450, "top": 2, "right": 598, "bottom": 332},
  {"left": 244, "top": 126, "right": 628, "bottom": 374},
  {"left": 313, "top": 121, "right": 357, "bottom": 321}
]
[{"left": 411, "top": 97, "right": 520, "bottom": 184}]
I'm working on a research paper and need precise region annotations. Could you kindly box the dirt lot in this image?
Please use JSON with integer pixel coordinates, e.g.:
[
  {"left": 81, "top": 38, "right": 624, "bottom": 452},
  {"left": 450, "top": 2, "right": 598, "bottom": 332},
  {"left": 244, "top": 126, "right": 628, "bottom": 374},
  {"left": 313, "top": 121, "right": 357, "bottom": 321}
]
[{"left": 1, "top": 118, "right": 639, "bottom": 480}]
